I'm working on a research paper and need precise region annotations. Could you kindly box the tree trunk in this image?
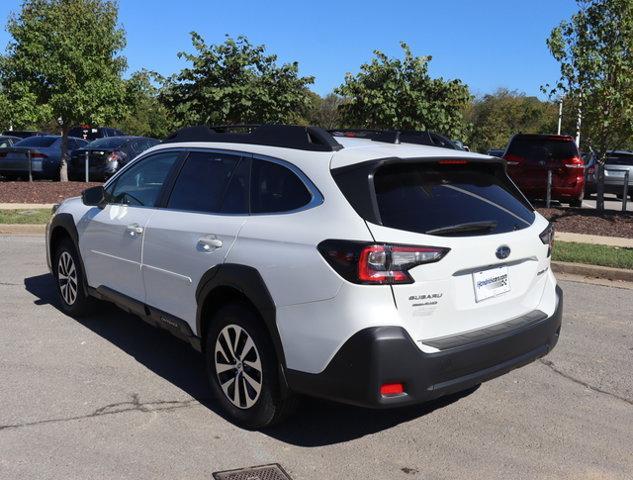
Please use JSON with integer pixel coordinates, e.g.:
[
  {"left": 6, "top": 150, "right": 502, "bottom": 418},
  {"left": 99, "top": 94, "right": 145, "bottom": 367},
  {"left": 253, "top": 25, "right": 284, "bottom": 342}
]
[{"left": 59, "top": 126, "right": 69, "bottom": 182}]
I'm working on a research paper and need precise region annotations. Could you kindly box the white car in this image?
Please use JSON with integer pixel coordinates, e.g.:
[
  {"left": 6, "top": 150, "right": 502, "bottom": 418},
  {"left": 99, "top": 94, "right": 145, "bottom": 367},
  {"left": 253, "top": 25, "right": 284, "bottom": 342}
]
[{"left": 46, "top": 125, "right": 563, "bottom": 428}]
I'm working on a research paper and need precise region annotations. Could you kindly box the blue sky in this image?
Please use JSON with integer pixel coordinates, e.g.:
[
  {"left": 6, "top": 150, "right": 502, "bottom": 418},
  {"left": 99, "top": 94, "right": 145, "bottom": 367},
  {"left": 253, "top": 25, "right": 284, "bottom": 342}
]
[{"left": 0, "top": 0, "right": 578, "bottom": 98}]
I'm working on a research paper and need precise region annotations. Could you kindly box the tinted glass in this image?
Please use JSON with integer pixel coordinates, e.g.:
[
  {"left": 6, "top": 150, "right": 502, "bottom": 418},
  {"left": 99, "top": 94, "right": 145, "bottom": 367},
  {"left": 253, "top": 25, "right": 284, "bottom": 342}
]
[
  {"left": 0, "top": 138, "right": 12, "bottom": 148},
  {"left": 605, "top": 153, "right": 633, "bottom": 166},
  {"left": 15, "top": 136, "right": 57, "bottom": 148},
  {"left": 87, "top": 137, "right": 127, "bottom": 149},
  {"left": 167, "top": 151, "right": 240, "bottom": 213},
  {"left": 506, "top": 137, "right": 578, "bottom": 162},
  {"left": 107, "top": 151, "right": 179, "bottom": 207},
  {"left": 374, "top": 163, "right": 535, "bottom": 236},
  {"left": 250, "top": 160, "right": 312, "bottom": 213},
  {"left": 220, "top": 157, "right": 250, "bottom": 214}
]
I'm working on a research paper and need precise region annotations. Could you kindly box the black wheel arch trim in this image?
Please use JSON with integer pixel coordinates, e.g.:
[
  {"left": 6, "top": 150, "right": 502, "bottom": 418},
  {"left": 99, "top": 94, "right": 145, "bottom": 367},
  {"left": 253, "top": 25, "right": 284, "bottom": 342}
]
[
  {"left": 48, "top": 213, "right": 89, "bottom": 297},
  {"left": 195, "top": 263, "right": 286, "bottom": 369}
]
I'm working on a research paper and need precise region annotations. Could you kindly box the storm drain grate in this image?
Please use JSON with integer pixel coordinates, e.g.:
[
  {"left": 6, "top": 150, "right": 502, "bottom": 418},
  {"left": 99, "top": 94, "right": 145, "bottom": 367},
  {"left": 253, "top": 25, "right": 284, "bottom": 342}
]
[{"left": 213, "top": 464, "right": 293, "bottom": 480}]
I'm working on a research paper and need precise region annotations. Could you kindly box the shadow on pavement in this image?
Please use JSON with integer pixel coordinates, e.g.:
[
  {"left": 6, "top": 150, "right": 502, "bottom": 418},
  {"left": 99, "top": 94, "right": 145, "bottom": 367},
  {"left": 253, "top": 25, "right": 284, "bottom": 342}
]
[{"left": 24, "top": 272, "right": 478, "bottom": 446}]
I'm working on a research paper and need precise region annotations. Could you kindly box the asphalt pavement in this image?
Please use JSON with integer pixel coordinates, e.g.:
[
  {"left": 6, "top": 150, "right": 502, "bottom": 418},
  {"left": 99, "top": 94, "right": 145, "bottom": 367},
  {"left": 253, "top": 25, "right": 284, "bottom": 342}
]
[{"left": 1, "top": 235, "right": 632, "bottom": 480}]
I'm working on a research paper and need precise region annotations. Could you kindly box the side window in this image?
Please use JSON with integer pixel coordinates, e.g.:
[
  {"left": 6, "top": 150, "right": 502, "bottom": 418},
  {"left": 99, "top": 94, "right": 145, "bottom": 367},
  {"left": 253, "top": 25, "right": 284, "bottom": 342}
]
[
  {"left": 250, "top": 159, "right": 312, "bottom": 214},
  {"left": 106, "top": 151, "right": 180, "bottom": 207},
  {"left": 167, "top": 151, "right": 243, "bottom": 214}
]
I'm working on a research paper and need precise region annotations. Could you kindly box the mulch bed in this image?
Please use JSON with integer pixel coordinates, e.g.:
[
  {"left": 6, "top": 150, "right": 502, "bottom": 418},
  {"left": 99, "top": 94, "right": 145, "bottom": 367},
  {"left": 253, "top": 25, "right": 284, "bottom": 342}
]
[
  {"left": 537, "top": 208, "right": 633, "bottom": 239},
  {"left": 0, "top": 180, "right": 102, "bottom": 204}
]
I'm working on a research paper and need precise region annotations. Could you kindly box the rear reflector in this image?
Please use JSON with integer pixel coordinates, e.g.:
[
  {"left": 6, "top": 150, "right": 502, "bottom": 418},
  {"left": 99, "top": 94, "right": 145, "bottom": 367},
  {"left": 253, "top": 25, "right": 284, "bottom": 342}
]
[{"left": 380, "top": 383, "right": 404, "bottom": 396}]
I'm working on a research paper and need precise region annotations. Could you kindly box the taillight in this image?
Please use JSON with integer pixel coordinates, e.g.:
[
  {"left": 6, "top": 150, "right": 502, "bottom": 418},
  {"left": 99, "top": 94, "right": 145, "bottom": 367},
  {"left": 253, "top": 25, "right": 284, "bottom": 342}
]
[
  {"left": 106, "top": 151, "right": 124, "bottom": 163},
  {"left": 30, "top": 152, "right": 47, "bottom": 159},
  {"left": 318, "top": 240, "right": 449, "bottom": 285},
  {"left": 503, "top": 153, "right": 523, "bottom": 166},
  {"left": 563, "top": 156, "right": 584, "bottom": 169},
  {"left": 540, "top": 223, "right": 555, "bottom": 257},
  {"left": 587, "top": 166, "right": 595, "bottom": 175},
  {"left": 438, "top": 159, "right": 468, "bottom": 165},
  {"left": 380, "top": 383, "right": 405, "bottom": 396}
]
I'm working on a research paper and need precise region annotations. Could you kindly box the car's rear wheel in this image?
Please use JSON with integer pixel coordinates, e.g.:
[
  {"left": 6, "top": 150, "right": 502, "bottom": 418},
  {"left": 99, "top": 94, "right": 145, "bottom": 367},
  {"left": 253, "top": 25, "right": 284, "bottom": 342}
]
[
  {"left": 205, "top": 303, "right": 296, "bottom": 429},
  {"left": 53, "top": 238, "right": 94, "bottom": 317}
]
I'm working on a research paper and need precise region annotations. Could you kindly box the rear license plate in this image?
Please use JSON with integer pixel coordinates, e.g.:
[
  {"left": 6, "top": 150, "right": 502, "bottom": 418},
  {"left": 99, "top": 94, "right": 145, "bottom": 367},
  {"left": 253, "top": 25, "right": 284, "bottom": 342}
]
[{"left": 473, "top": 266, "right": 510, "bottom": 302}]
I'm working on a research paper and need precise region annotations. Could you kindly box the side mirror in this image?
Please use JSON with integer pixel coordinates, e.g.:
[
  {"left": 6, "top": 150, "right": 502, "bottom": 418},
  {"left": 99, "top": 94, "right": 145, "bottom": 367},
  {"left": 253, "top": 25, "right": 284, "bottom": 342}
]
[{"left": 82, "top": 186, "right": 106, "bottom": 208}]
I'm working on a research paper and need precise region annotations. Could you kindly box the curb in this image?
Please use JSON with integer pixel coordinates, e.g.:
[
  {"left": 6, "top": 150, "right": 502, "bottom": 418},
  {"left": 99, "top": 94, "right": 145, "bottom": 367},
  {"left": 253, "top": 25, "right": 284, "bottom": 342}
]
[
  {"left": 551, "top": 261, "right": 633, "bottom": 283},
  {"left": 556, "top": 231, "right": 633, "bottom": 249},
  {"left": 0, "top": 203, "right": 56, "bottom": 210},
  {"left": 0, "top": 224, "right": 46, "bottom": 235}
]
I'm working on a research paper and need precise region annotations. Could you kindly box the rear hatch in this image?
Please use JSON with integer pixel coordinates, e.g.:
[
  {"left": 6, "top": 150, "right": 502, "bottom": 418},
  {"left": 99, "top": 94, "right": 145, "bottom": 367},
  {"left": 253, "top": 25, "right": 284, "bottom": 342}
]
[
  {"left": 504, "top": 136, "right": 583, "bottom": 192},
  {"left": 604, "top": 152, "right": 633, "bottom": 186},
  {"left": 334, "top": 158, "right": 552, "bottom": 345}
]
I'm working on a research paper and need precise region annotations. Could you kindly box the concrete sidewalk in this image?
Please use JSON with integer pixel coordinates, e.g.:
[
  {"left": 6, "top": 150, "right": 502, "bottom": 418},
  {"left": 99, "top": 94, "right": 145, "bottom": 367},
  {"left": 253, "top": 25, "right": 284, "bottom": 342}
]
[
  {"left": 556, "top": 231, "right": 633, "bottom": 248},
  {"left": 0, "top": 203, "right": 55, "bottom": 210}
]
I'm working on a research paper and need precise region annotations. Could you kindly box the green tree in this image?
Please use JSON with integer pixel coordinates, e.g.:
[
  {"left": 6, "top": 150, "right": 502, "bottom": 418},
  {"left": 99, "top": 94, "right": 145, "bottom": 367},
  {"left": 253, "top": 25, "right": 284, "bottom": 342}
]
[
  {"left": 467, "top": 89, "right": 558, "bottom": 153},
  {"left": 335, "top": 42, "right": 471, "bottom": 139},
  {"left": 160, "top": 34, "right": 315, "bottom": 126},
  {"left": 546, "top": 0, "right": 633, "bottom": 208},
  {"left": 307, "top": 92, "right": 345, "bottom": 129},
  {"left": 1, "top": 0, "right": 128, "bottom": 181},
  {"left": 113, "top": 70, "right": 175, "bottom": 139}
]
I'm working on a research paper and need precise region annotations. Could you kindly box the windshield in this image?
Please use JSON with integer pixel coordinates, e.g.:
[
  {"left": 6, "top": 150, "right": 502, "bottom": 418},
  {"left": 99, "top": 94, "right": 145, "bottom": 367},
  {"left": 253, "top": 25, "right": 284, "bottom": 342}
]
[
  {"left": 605, "top": 153, "right": 633, "bottom": 166},
  {"left": 87, "top": 137, "right": 127, "bottom": 149},
  {"left": 14, "top": 136, "right": 57, "bottom": 148},
  {"left": 506, "top": 137, "right": 579, "bottom": 162}
]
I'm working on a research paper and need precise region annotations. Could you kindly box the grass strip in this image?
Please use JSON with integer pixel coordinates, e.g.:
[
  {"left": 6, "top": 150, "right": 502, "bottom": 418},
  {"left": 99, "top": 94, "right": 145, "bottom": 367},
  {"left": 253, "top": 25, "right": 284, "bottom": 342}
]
[
  {"left": 0, "top": 209, "right": 52, "bottom": 225},
  {"left": 553, "top": 241, "right": 633, "bottom": 270}
]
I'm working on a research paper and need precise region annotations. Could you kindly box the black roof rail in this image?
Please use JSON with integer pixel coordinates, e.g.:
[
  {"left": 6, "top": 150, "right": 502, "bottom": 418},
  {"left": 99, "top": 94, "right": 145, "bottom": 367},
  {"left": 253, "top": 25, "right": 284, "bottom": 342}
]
[
  {"left": 329, "top": 128, "right": 459, "bottom": 150},
  {"left": 163, "top": 124, "right": 343, "bottom": 152}
]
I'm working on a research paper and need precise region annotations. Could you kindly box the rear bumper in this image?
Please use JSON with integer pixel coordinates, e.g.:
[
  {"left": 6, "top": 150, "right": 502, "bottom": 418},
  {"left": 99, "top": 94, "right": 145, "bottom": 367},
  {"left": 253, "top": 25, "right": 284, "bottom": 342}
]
[{"left": 286, "top": 286, "right": 563, "bottom": 408}]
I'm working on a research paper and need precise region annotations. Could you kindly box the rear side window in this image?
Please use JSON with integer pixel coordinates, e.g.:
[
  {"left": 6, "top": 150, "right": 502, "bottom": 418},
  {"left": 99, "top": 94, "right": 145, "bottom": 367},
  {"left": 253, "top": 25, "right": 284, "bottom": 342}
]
[
  {"left": 167, "top": 151, "right": 244, "bottom": 214},
  {"left": 250, "top": 160, "right": 312, "bottom": 213},
  {"left": 506, "top": 137, "right": 578, "bottom": 162},
  {"left": 374, "top": 163, "right": 535, "bottom": 236}
]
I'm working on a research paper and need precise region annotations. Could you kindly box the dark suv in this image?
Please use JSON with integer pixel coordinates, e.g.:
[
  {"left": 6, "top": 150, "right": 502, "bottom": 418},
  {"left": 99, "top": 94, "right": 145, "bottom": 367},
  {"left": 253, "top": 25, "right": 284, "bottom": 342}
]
[{"left": 504, "top": 134, "right": 585, "bottom": 207}]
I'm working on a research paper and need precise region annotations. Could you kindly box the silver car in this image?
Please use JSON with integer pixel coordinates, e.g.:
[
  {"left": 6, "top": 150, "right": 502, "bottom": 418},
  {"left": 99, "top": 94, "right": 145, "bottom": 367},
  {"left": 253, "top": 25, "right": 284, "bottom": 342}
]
[{"left": 586, "top": 150, "right": 633, "bottom": 201}]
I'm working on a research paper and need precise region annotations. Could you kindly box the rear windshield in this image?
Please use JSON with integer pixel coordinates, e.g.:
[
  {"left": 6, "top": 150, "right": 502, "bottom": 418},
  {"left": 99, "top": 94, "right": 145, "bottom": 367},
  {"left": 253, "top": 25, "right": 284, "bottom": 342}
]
[
  {"left": 506, "top": 137, "right": 578, "bottom": 161},
  {"left": 87, "top": 137, "right": 126, "bottom": 149},
  {"left": 605, "top": 153, "right": 633, "bottom": 166},
  {"left": 14, "top": 136, "right": 57, "bottom": 148},
  {"left": 374, "top": 164, "right": 535, "bottom": 236}
]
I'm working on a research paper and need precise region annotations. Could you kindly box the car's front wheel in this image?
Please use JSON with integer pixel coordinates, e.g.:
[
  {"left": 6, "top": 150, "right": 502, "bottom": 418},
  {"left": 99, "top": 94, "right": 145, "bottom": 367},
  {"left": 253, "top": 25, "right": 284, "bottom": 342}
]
[
  {"left": 53, "top": 238, "right": 94, "bottom": 317},
  {"left": 205, "top": 303, "right": 296, "bottom": 429}
]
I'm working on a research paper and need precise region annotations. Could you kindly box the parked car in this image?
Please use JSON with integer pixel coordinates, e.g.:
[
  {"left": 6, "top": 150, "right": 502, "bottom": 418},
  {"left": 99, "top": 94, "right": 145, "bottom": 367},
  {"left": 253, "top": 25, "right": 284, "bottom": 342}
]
[
  {"left": 585, "top": 150, "right": 633, "bottom": 201},
  {"left": 0, "top": 135, "right": 88, "bottom": 180},
  {"left": 0, "top": 135, "right": 21, "bottom": 148},
  {"left": 503, "top": 134, "right": 585, "bottom": 207},
  {"left": 68, "top": 126, "right": 125, "bottom": 141},
  {"left": 487, "top": 148, "right": 505, "bottom": 157},
  {"left": 1, "top": 130, "right": 47, "bottom": 139},
  {"left": 46, "top": 124, "right": 562, "bottom": 428},
  {"left": 68, "top": 136, "right": 160, "bottom": 181}
]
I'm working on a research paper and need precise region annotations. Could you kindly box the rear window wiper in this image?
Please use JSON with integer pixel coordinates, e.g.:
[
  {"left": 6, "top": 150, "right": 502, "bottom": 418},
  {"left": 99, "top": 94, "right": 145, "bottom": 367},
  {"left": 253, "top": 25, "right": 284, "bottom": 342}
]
[{"left": 426, "top": 221, "right": 497, "bottom": 236}]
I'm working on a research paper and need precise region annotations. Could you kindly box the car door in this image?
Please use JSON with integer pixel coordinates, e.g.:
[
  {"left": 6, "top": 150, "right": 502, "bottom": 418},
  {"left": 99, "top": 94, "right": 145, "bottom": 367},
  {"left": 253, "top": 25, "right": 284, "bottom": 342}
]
[
  {"left": 142, "top": 150, "right": 250, "bottom": 328},
  {"left": 78, "top": 150, "right": 182, "bottom": 302}
]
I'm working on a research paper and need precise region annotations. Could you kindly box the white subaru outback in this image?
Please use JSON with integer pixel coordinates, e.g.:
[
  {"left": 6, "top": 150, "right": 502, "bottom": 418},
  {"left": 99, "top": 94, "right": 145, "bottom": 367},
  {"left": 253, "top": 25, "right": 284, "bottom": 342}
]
[{"left": 46, "top": 125, "right": 562, "bottom": 428}]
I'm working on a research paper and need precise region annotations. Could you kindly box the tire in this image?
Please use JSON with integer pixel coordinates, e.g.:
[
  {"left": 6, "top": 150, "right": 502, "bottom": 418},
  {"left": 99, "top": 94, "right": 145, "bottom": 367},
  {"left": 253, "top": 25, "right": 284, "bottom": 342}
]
[
  {"left": 569, "top": 197, "right": 583, "bottom": 208},
  {"left": 205, "top": 303, "right": 297, "bottom": 429},
  {"left": 53, "top": 238, "right": 94, "bottom": 317}
]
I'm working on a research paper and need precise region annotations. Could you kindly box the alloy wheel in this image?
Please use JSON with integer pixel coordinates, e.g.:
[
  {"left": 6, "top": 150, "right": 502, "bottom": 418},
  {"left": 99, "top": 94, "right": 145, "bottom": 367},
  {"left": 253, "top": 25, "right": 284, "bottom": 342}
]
[
  {"left": 214, "top": 324, "right": 263, "bottom": 409},
  {"left": 57, "top": 251, "right": 78, "bottom": 306}
]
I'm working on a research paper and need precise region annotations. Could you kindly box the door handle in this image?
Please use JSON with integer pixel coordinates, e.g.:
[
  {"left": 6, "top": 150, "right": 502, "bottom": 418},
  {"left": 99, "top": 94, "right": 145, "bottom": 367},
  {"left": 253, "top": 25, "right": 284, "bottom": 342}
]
[
  {"left": 126, "top": 223, "right": 144, "bottom": 236},
  {"left": 197, "top": 236, "right": 223, "bottom": 252}
]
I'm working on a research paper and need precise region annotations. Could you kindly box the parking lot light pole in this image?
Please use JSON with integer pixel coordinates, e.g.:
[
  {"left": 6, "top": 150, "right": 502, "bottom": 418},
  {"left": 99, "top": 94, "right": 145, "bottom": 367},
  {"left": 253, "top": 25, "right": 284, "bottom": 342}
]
[
  {"left": 85, "top": 151, "right": 89, "bottom": 183},
  {"left": 546, "top": 170, "right": 552, "bottom": 208},
  {"left": 28, "top": 150, "right": 32, "bottom": 183},
  {"left": 622, "top": 170, "right": 629, "bottom": 212}
]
